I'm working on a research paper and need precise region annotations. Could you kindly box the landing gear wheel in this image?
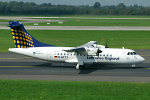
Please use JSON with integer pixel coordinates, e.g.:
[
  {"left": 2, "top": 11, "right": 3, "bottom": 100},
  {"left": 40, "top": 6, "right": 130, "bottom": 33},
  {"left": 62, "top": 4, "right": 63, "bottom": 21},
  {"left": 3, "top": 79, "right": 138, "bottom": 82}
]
[
  {"left": 76, "top": 64, "right": 85, "bottom": 70},
  {"left": 76, "top": 64, "right": 79, "bottom": 70},
  {"left": 79, "top": 65, "right": 85, "bottom": 70}
]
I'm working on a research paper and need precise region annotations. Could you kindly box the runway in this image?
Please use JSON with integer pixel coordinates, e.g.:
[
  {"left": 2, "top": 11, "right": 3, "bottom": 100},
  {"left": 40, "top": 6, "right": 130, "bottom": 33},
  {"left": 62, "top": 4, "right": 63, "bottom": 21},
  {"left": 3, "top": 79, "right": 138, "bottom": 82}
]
[
  {"left": 1, "top": 26, "right": 150, "bottom": 30},
  {"left": 0, "top": 50, "right": 150, "bottom": 82}
]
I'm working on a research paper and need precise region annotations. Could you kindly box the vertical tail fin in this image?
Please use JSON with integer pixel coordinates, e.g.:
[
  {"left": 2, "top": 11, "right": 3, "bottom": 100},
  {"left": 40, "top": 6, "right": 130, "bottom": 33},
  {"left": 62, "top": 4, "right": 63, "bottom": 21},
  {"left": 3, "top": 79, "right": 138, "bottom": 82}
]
[{"left": 9, "top": 21, "right": 56, "bottom": 48}]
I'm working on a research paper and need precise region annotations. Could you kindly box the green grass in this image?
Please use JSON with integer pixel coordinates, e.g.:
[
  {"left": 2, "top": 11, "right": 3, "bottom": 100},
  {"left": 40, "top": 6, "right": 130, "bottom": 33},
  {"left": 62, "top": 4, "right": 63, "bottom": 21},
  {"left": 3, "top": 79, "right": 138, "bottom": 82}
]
[
  {"left": 25, "top": 18, "right": 150, "bottom": 26},
  {"left": 1, "top": 15, "right": 150, "bottom": 18},
  {"left": 0, "top": 80, "right": 150, "bottom": 100},
  {"left": 0, "top": 29, "right": 150, "bottom": 52},
  {"left": 0, "top": 19, "right": 9, "bottom": 22}
]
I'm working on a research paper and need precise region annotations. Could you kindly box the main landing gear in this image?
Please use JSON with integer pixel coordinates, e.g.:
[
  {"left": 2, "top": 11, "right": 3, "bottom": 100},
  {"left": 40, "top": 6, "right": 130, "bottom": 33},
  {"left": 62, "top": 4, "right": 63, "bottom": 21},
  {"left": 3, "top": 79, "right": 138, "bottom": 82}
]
[{"left": 76, "top": 64, "right": 85, "bottom": 70}]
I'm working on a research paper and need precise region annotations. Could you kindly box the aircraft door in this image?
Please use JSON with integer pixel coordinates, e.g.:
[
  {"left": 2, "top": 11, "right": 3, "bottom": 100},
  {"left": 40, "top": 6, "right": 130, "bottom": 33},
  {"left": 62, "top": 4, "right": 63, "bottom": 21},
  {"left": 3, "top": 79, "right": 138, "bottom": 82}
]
[
  {"left": 47, "top": 52, "right": 51, "bottom": 60},
  {"left": 126, "top": 52, "right": 130, "bottom": 60},
  {"left": 96, "top": 53, "right": 104, "bottom": 63},
  {"left": 105, "top": 54, "right": 111, "bottom": 63}
]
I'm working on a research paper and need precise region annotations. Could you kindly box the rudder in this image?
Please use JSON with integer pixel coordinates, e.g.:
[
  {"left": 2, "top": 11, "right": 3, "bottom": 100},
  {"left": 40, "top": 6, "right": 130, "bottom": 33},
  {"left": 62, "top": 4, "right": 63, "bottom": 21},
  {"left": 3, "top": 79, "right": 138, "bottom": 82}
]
[{"left": 9, "top": 21, "right": 56, "bottom": 48}]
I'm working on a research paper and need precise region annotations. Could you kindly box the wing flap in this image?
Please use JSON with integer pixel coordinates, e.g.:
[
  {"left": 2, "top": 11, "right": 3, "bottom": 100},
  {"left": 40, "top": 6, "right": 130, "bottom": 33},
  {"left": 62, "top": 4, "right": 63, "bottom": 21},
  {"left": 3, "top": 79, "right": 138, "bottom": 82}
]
[{"left": 63, "top": 47, "right": 85, "bottom": 53}]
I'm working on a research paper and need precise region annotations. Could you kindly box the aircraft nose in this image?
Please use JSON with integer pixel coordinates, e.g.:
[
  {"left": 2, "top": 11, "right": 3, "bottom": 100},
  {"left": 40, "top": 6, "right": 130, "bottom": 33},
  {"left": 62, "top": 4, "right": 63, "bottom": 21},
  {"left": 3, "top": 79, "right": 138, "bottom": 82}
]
[{"left": 139, "top": 56, "right": 145, "bottom": 63}]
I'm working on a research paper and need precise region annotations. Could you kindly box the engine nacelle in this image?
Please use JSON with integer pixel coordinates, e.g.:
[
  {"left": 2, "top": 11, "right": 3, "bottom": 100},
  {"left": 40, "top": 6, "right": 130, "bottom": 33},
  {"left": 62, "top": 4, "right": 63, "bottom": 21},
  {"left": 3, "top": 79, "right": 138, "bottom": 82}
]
[
  {"left": 93, "top": 44, "right": 105, "bottom": 49},
  {"left": 85, "top": 47, "right": 98, "bottom": 56}
]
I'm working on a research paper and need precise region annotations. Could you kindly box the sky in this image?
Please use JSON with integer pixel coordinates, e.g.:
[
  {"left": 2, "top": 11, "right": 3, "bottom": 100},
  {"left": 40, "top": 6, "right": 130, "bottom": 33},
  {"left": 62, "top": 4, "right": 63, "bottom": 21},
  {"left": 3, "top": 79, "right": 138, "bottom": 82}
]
[{"left": 1, "top": 0, "right": 150, "bottom": 6}]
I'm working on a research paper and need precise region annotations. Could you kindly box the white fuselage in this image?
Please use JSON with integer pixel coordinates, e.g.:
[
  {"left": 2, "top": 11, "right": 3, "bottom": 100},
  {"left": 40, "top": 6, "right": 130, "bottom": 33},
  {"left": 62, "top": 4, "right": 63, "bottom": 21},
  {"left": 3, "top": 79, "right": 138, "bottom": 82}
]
[{"left": 9, "top": 47, "right": 145, "bottom": 66}]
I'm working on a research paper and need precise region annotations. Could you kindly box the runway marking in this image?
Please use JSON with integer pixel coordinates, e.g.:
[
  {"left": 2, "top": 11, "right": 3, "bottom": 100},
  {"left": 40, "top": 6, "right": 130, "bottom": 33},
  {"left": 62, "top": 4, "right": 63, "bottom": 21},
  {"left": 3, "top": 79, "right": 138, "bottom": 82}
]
[
  {"left": 0, "top": 57, "right": 33, "bottom": 60},
  {"left": 0, "top": 66, "right": 36, "bottom": 67},
  {"left": 141, "top": 55, "right": 150, "bottom": 57},
  {"left": 0, "top": 58, "right": 16, "bottom": 59}
]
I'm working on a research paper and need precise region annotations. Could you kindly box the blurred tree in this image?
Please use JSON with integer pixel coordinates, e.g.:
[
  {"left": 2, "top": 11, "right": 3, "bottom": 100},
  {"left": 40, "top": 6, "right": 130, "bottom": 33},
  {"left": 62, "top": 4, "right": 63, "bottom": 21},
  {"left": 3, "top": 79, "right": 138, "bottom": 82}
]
[
  {"left": 116, "top": 3, "right": 126, "bottom": 9},
  {"left": 0, "top": 1, "right": 149, "bottom": 15},
  {"left": 94, "top": 2, "right": 101, "bottom": 9}
]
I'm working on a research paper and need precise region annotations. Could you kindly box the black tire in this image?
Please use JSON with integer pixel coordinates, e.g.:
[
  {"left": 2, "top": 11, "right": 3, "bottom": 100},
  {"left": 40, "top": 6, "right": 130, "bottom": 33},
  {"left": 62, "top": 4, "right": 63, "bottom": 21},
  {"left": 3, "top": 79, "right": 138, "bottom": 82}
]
[{"left": 79, "top": 65, "right": 85, "bottom": 70}]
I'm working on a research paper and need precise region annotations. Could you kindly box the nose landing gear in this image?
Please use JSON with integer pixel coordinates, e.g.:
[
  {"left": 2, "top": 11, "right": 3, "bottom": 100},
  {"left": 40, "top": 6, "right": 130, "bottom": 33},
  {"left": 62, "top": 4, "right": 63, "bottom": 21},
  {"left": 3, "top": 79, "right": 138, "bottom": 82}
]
[{"left": 132, "top": 64, "right": 136, "bottom": 69}]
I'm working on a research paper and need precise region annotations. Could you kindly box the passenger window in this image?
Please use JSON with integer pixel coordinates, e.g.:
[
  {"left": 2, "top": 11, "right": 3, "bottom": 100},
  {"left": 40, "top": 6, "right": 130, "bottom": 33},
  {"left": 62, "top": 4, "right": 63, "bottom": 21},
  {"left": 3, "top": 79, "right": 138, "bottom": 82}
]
[
  {"left": 57, "top": 53, "right": 59, "bottom": 55},
  {"left": 61, "top": 53, "right": 63, "bottom": 55},
  {"left": 110, "top": 54, "right": 112, "bottom": 57},
  {"left": 103, "top": 54, "right": 105, "bottom": 57},
  {"left": 127, "top": 52, "right": 130, "bottom": 55},
  {"left": 64, "top": 53, "right": 66, "bottom": 55},
  {"left": 67, "top": 53, "right": 69, "bottom": 55},
  {"left": 131, "top": 52, "right": 133, "bottom": 55}
]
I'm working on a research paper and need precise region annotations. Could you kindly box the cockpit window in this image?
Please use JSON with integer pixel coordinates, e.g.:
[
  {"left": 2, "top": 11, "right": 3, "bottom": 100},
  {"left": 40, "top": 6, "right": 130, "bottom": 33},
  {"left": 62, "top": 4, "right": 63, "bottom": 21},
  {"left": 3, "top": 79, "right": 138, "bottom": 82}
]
[
  {"left": 127, "top": 52, "right": 137, "bottom": 55},
  {"left": 133, "top": 52, "right": 137, "bottom": 55},
  {"left": 127, "top": 52, "right": 130, "bottom": 55}
]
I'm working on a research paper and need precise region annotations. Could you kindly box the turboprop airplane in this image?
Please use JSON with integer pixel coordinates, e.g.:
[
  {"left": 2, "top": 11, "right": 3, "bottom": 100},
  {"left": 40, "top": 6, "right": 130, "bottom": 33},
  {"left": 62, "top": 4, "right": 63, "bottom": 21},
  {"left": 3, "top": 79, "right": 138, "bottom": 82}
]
[{"left": 8, "top": 21, "right": 145, "bottom": 69}]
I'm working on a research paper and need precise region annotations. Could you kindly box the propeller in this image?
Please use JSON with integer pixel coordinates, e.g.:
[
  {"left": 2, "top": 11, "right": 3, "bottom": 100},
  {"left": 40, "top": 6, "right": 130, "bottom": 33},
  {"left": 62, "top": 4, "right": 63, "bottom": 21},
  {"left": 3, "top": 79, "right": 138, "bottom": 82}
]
[
  {"left": 97, "top": 49, "right": 102, "bottom": 53},
  {"left": 96, "top": 49, "right": 102, "bottom": 56}
]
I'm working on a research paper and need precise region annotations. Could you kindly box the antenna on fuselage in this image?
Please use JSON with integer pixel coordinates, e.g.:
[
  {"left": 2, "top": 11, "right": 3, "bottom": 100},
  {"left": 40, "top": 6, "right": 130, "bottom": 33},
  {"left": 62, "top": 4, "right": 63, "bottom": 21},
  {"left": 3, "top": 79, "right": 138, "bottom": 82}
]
[{"left": 105, "top": 38, "right": 109, "bottom": 48}]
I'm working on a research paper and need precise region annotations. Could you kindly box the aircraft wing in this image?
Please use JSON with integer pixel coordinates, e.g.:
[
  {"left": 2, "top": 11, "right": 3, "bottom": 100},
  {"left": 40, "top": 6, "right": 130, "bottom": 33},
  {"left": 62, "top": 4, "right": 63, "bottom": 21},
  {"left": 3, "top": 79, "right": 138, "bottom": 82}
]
[
  {"left": 63, "top": 41, "right": 98, "bottom": 55},
  {"left": 64, "top": 47, "right": 85, "bottom": 52},
  {"left": 77, "top": 41, "right": 97, "bottom": 48}
]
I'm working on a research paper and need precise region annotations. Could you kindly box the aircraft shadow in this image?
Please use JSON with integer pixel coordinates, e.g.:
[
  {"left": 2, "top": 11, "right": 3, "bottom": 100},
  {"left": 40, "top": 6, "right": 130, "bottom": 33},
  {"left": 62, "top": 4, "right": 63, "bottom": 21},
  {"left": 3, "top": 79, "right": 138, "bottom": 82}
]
[
  {"left": 34, "top": 62, "right": 77, "bottom": 69},
  {"left": 79, "top": 64, "right": 145, "bottom": 74},
  {"left": 34, "top": 63, "right": 145, "bottom": 74}
]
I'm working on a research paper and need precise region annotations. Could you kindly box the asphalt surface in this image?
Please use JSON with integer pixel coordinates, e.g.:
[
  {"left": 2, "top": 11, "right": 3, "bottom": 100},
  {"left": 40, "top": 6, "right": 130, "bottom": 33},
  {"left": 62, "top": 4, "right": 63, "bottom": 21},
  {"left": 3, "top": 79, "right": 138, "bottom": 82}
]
[
  {"left": 1, "top": 26, "right": 150, "bottom": 30},
  {"left": 0, "top": 50, "right": 150, "bottom": 82},
  {"left": 0, "top": 17, "right": 64, "bottom": 25}
]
